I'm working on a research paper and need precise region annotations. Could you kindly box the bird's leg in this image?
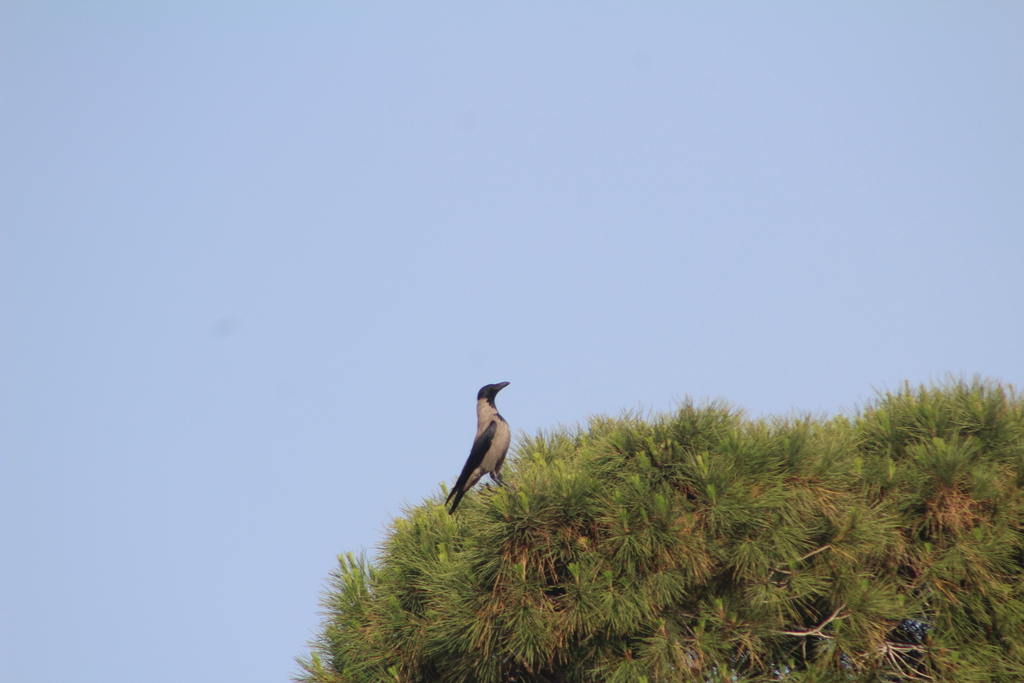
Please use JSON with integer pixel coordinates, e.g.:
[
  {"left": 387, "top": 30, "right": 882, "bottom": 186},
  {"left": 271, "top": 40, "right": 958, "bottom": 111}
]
[{"left": 489, "top": 471, "right": 516, "bottom": 490}]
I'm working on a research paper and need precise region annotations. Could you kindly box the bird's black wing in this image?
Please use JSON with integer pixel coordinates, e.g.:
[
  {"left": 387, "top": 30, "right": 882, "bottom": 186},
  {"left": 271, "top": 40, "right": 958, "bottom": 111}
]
[{"left": 447, "top": 420, "right": 497, "bottom": 513}]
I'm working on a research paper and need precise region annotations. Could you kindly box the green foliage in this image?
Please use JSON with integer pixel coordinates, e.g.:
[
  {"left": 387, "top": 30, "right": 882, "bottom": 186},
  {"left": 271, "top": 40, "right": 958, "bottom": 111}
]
[{"left": 296, "top": 378, "right": 1024, "bottom": 682}]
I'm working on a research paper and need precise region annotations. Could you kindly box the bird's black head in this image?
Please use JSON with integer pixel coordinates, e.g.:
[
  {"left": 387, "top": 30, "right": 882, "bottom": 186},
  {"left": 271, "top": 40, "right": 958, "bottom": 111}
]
[{"left": 477, "top": 381, "right": 510, "bottom": 402}]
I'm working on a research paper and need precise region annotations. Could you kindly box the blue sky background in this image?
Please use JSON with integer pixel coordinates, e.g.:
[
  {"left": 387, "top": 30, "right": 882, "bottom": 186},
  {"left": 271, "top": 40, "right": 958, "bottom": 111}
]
[{"left": 1, "top": 3, "right": 1021, "bottom": 682}]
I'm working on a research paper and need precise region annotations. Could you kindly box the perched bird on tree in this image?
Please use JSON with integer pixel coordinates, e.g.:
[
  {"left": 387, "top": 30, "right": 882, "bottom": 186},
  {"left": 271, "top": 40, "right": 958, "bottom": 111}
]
[{"left": 447, "top": 382, "right": 511, "bottom": 514}]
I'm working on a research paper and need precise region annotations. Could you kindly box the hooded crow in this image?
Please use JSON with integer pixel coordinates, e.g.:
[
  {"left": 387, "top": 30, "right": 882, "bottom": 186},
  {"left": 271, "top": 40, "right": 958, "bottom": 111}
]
[{"left": 446, "top": 382, "right": 511, "bottom": 514}]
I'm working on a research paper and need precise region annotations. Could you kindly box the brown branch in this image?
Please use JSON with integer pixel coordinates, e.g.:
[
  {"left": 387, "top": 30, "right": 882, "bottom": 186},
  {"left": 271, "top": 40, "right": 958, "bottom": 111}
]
[
  {"left": 879, "top": 640, "right": 933, "bottom": 681},
  {"left": 778, "top": 604, "right": 846, "bottom": 638},
  {"left": 773, "top": 544, "right": 833, "bottom": 576},
  {"left": 796, "top": 544, "right": 833, "bottom": 562}
]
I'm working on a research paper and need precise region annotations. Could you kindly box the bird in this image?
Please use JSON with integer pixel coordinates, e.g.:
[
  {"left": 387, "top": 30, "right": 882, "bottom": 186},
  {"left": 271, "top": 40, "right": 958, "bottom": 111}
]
[{"left": 446, "top": 382, "right": 511, "bottom": 514}]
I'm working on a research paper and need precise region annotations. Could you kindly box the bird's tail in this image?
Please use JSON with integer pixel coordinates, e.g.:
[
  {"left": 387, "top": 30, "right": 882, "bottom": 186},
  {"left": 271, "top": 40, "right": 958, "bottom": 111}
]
[{"left": 447, "top": 487, "right": 466, "bottom": 514}]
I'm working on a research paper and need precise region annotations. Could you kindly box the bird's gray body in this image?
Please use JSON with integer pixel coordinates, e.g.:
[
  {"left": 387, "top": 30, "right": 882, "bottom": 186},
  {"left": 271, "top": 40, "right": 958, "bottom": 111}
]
[
  {"left": 447, "top": 382, "right": 511, "bottom": 513},
  {"left": 466, "top": 396, "right": 511, "bottom": 487}
]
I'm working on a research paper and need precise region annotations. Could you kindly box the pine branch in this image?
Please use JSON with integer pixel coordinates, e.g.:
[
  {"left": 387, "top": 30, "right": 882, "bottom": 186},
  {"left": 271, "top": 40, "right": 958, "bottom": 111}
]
[
  {"left": 772, "top": 544, "right": 833, "bottom": 575},
  {"left": 778, "top": 604, "right": 846, "bottom": 638}
]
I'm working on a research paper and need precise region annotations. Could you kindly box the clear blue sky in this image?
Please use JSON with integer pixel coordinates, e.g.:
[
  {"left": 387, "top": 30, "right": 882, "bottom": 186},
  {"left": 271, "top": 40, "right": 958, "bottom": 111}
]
[{"left": 1, "top": 3, "right": 1021, "bottom": 682}]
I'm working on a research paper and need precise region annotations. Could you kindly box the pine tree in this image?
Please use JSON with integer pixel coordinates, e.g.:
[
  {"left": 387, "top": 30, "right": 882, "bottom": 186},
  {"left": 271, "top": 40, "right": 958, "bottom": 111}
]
[{"left": 296, "top": 378, "right": 1024, "bottom": 682}]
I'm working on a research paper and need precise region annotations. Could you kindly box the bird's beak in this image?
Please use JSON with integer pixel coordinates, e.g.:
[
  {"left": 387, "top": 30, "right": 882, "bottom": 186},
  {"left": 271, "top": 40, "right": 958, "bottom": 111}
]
[{"left": 495, "top": 381, "right": 510, "bottom": 391}]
